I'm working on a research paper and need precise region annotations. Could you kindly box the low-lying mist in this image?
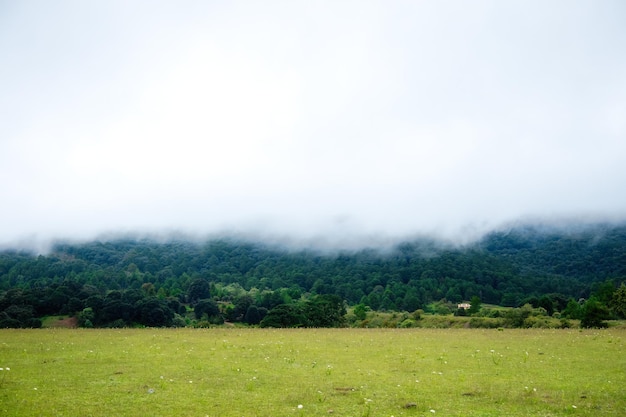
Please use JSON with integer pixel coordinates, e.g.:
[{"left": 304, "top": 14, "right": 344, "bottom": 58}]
[{"left": 3, "top": 215, "right": 625, "bottom": 257}]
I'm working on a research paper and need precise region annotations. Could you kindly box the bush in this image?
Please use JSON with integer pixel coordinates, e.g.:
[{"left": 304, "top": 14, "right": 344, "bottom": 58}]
[
  {"left": 260, "top": 304, "right": 305, "bottom": 328},
  {"left": 504, "top": 304, "right": 533, "bottom": 328},
  {"left": 108, "top": 319, "right": 127, "bottom": 328},
  {"left": 353, "top": 304, "right": 367, "bottom": 321},
  {"left": 171, "top": 314, "right": 187, "bottom": 328},
  {"left": 78, "top": 307, "right": 95, "bottom": 327},
  {"left": 398, "top": 319, "right": 417, "bottom": 328},
  {"left": 469, "top": 317, "right": 503, "bottom": 328},
  {"left": 524, "top": 316, "right": 552, "bottom": 328},
  {"left": 411, "top": 309, "right": 424, "bottom": 320},
  {"left": 580, "top": 297, "right": 609, "bottom": 328}
]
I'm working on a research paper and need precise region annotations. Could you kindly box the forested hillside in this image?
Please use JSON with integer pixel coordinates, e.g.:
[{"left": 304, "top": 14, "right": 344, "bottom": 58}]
[{"left": 1, "top": 222, "right": 625, "bottom": 328}]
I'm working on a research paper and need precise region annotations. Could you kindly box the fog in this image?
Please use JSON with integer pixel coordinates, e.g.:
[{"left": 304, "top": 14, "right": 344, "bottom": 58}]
[{"left": 1, "top": 1, "right": 625, "bottom": 251}]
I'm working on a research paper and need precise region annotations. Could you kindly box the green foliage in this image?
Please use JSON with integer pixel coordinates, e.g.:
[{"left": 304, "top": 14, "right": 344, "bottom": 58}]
[
  {"left": 193, "top": 299, "right": 220, "bottom": 320},
  {"left": 428, "top": 300, "right": 454, "bottom": 315},
  {"left": 503, "top": 304, "right": 534, "bottom": 328},
  {"left": 562, "top": 299, "right": 583, "bottom": 319},
  {"left": 611, "top": 283, "right": 626, "bottom": 318},
  {"left": 304, "top": 294, "right": 346, "bottom": 327},
  {"left": 1, "top": 223, "right": 626, "bottom": 328},
  {"left": 243, "top": 305, "right": 264, "bottom": 325},
  {"left": 186, "top": 278, "right": 210, "bottom": 304},
  {"left": 77, "top": 307, "right": 95, "bottom": 327},
  {"left": 260, "top": 304, "right": 306, "bottom": 328},
  {"left": 259, "top": 295, "right": 347, "bottom": 328},
  {"left": 353, "top": 303, "right": 367, "bottom": 320},
  {"left": 411, "top": 309, "right": 423, "bottom": 320},
  {"left": 580, "top": 297, "right": 610, "bottom": 328},
  {"left": 468, "top": 295, "right": 482, "bottom": 315}
]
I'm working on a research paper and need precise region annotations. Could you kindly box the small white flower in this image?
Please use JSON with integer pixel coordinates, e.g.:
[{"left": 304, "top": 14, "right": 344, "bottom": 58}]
[
  {"left": 572, "top": 405, "right": 577, "bottom": 409},
  {"left": 430, "top": 409, "right": 436, "bottom": 413},
  {"left": 297, "top": 404, "right": 303, "bottom": 409}
]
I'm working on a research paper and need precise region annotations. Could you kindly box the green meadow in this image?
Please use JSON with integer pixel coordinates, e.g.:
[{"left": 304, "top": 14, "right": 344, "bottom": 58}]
[{"left": 1, "top": 328, "right": 624, "bottom": 417}]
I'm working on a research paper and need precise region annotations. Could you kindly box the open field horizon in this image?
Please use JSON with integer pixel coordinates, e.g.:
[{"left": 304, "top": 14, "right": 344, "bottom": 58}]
[{"left": 1, "top": 328, "right": 624, "bottom": 416}]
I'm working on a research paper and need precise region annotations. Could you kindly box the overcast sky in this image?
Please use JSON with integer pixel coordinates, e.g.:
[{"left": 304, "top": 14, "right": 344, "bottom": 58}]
[{"left": 1, "top": 0, "right": 625, "bottom": 248}]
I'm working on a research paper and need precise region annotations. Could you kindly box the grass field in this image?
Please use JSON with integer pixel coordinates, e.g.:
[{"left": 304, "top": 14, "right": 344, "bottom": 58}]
[{"left": 1, "top": 328, "right": 624, "bottom": 417}]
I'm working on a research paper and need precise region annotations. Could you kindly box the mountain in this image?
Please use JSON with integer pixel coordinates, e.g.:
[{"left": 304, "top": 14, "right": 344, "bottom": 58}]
[{"left": 1, "top": 221, "right": 625, "bottom": 327}]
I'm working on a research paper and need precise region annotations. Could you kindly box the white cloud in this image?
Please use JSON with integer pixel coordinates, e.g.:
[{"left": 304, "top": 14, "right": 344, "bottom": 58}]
[{"left": 1, "top": 0, "right": 625, "bottom": 247}]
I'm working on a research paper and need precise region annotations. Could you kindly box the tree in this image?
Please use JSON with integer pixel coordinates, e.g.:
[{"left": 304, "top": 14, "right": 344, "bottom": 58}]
[
  {"left": 304, "top": 294, "right": 346, "bottom": 327},
  {"left": 562, "top": 299, "right": 582, "bottom": 319},
  {"left": 244, "top": 305, "right": 263, "bottom": 325},
  {"left": 136, "top": 297, "right": 173, "bottom": 327},
  {"left": 580, "top": 297, "right": 609, "bottom": 328},
  {"left": 592, "top": 280, "right": 616, "bottom": 305},
  {"left": 66, "top": 297, "right": 84, "bottom": 314},
  {"left": 504, "top": 304, "right": 533, "bottom": 328},
  {"left": 402, "top": 294, "right": 421, "bottom": 313},
  {"left": 99, "top": 298, "right": 134, "bottom": 325},
  {"left": 78, "top": 307, "right": 95, "bottom": 327},
  {"left": 537, "top": 295, "right": 555, "bottom": 316},
  {"left": 187, "top": 278, "right": 211, "bottom": 304},
  {"left": 230, "top": 294, "right": 254, "bottom": 322},
  {"left": 468, "top": 296, "right": 482, "bottom": 315},
  {"left": 260, "top": 304, "right": 305, "bottom": 328},
  {"left": 610, "top": 282, "right": 626, "bottom": 319},
  {"left": 0, "top": 312, "right": 23, "bottom": 328},
  {"left": 141, "top": 282, "right": 156, "bottom": 297},
  {"left": 353, "top": 303, "right": 367, "bottom": 321},
  {"left": 194, "top": 299, "right": 220, "bottom": 320}
]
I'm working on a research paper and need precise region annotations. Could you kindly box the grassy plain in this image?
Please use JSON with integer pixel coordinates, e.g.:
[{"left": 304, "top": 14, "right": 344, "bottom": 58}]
[{"left": 1, "top": 328, "right": 624, "bottom": 417}]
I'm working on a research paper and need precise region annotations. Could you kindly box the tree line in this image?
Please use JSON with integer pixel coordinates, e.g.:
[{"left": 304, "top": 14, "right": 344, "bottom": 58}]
[{"left": 1, "top": 222, "right": 625, "bottom": 328}]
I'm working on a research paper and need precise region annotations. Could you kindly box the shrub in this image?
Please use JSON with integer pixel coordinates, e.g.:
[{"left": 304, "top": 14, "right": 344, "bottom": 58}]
[
  {"left": 108, "top": 319, "right": 127, "bottom": 328},
  {"left": 171, "top": 314, "right": 187, "bottom": 328},
  {"left": 580, "top": 297, "right": 610, "bottom": 328},
  {"left": 353, "top": 303, "right": 367, "bottom": 321},
  {"left": 411, "top": 309, "right": 424, "bottom": 320},
  {"left": 78, "top": 307, "right": 95, "bottom": 327},
  {"left": 469, "top": 317, "right": 503, "bottom": 328},
  {"left": 398, "top": 319, "right": 417, "bottom": 328}
]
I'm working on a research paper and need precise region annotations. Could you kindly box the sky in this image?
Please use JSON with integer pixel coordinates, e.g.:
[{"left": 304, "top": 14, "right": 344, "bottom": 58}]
[{"left": 1, "top": 0, "right": 625, "bottom": 249}]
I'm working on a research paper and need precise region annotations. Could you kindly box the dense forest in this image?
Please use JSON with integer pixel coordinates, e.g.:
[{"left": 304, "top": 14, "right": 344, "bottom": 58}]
[{"left": 1, "top": 222, "right": 625, "bottom": 328}]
